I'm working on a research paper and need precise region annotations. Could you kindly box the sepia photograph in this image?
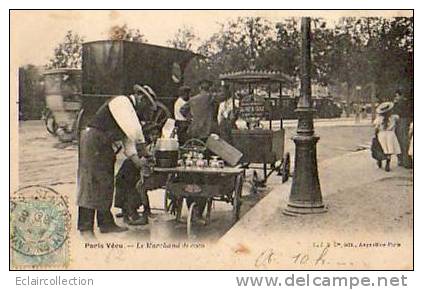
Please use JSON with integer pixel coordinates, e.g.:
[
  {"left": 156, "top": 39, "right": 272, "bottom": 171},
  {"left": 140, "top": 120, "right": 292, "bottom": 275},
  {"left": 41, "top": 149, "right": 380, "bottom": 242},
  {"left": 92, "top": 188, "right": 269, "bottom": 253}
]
[{"left": 10, "top": 10, "right": 413, "bottom": 270}]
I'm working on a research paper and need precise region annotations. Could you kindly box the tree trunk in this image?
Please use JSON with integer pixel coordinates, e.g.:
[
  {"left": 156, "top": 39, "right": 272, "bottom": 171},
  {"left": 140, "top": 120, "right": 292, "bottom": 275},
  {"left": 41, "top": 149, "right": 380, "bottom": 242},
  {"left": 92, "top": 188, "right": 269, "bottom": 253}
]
[{"left": 346, "top": 82, "right": 352, "bottom": 117}]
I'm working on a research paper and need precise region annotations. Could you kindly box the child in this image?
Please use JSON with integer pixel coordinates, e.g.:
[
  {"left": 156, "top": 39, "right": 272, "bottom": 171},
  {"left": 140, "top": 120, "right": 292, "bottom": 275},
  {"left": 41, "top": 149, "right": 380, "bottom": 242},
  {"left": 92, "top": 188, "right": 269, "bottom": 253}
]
[{"left": 374, "top": 102, "right": 402, "bottom": 172}]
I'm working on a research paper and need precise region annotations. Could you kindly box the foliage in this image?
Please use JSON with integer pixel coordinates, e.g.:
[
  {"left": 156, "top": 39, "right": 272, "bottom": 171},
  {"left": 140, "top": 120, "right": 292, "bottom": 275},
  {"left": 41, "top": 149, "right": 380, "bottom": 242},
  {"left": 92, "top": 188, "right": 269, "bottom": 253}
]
[
  {"left": 19, "top": 65, "right": 45, "bottom": 120},
  {"left": 167, "top": 26, "right": 199, "bottom": 51},
  {"left": 196, "top": 17, "right": 274, "bottom": 81},
  {"left": 45, "top": 17, "right": 413, "bottom": 102},
  {"left": 109, "top": 24, "right": 147, "bottom": 42},
  {"left": 327, "top": 17, "right": 413, "bottom": 101},
  {"left": 187, "top": 16, "right": 413, "bottom": 100},
  {"left": 46, "top": 31, "right": 84, "bottom": 69}
]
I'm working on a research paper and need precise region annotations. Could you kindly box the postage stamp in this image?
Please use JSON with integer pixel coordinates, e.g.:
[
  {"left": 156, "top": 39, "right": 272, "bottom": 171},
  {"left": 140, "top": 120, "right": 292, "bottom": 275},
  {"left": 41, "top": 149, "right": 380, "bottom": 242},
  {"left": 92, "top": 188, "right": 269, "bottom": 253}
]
[{"left": 10, "top": 185, "right": 71, "bottom": 269}]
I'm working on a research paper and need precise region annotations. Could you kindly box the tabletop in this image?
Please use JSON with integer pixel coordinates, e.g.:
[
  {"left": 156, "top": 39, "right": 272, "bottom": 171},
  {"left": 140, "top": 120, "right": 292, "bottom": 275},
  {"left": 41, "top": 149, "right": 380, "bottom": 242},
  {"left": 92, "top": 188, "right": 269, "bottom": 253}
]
[{"left": 153, "top": 166, "right": 244, "bottom": 175}]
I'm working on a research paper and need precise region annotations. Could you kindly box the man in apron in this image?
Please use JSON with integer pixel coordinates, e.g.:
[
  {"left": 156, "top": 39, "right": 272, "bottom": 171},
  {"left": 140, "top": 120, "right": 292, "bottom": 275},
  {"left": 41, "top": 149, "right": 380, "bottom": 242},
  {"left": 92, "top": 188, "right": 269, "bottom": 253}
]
[{"left": 77, "top": 84, "right": 157, "bottom": 235}]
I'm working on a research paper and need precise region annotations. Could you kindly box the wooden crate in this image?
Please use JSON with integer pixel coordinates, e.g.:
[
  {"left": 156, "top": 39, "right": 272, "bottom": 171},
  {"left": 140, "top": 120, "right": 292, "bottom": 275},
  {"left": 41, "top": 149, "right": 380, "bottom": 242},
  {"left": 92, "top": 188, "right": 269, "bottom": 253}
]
[{"left": 231, "top": 129, "right": 284, "bottom": 164}]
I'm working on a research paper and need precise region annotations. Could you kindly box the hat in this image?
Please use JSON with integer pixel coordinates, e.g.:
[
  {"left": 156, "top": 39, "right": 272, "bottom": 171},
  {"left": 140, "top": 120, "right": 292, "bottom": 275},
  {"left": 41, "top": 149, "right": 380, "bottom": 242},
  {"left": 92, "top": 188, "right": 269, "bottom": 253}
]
[{"left": 376, "top": 101, "right": 394, "bottom": 114}]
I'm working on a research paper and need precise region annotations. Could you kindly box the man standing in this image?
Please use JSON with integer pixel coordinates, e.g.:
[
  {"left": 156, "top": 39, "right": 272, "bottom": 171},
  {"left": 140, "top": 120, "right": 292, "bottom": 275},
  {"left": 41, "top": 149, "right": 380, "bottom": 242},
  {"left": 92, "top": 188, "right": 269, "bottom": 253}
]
[
  {"left": 184, "top": 79, "right": 231, "bottom": 218},
  {"left": 174, "top": 85, "right": 191, "bottom": 145},
  {"left": 77, "top": 84, "right": 156, "bottom": 235},
  {"left": 393, "top": 90, "right": 413, "bottom": 168},
  {"left": 186, "top": 79, "right": 230, "bottom": 141}
]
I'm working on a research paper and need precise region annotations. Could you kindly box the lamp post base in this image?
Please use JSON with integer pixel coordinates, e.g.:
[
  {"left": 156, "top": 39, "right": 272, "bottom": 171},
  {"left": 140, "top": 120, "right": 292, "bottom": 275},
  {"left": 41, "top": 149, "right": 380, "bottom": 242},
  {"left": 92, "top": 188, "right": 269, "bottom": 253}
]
[
  {"left": 283, "top": 201, "right": 327, "bottom": 216},
  {"left": 283, "top": 134, "right": 327, "bottom": 216}
]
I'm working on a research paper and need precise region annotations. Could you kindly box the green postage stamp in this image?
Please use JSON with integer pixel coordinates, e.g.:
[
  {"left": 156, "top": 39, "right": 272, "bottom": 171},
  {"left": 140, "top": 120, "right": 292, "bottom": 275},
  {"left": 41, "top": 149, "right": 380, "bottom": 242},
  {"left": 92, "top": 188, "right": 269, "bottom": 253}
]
[{"left": 10, "top": 185, "right": 70, "bottom": 268}]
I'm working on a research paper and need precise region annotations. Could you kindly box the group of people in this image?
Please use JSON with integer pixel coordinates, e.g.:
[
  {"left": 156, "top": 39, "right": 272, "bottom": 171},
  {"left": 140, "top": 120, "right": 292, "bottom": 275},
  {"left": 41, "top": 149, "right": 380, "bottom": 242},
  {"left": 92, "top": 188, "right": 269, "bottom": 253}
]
[
  {"left": 77, "top": 79, "right": 233, "bottom": 236},
  {"left": 373, "top": 91, "right": 413, "bottom": 172},
  {"left": 173, "top": 80, "right": 234, "bottom": 145}
]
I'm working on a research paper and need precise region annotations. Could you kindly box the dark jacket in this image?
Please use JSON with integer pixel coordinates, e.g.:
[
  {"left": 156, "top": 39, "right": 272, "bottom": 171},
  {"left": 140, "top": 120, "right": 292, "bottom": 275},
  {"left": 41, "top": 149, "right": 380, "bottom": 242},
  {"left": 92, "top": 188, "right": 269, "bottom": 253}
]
[{"left": 186, "top": 90, "right": 230, "bottom": 139}]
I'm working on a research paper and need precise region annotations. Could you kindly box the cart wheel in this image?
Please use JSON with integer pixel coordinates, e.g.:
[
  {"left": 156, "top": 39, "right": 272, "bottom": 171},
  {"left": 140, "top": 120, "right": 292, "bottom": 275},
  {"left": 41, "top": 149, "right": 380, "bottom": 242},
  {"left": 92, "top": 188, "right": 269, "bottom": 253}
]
[
  {"left": 152, "top": 101, "right": 172, "bottom": 129},
  {"left": 45, "top": 110, "right": 58, "bottom": 136},
  {"left": 205, "top": 198, "right": 213, "bottom": 225},
  {"left": 164, "top": 189, "right": 171, "bottom": 212},
  {"left": 164, "top": 173, "right": 174, "bottom": 213},
  {"left": 173, "top": 197, "right": 181, "bottom": 222},
  {"left": 75, "top": 108, "right": 86, "bottom": 142},
  {"left": 281, "top": 152, "right": 291, "bottom": 183},
  {"left": 187, "top": 202, "right": 197, "bottom": 239},
  {"left": 232, "top": 175, "right": 243, "bottom": 223}
]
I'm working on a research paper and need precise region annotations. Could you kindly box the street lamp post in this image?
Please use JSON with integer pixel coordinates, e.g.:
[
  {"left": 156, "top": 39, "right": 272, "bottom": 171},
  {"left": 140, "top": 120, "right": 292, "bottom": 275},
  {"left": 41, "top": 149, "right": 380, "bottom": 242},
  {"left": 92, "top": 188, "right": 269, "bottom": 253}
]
[{"left": 283, "top": 17, "right": 327, "bottom": 215}]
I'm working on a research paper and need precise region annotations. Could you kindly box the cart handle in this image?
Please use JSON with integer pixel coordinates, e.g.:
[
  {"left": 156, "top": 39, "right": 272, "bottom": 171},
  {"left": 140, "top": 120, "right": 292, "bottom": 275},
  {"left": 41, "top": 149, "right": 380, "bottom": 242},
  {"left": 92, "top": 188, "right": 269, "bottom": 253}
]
[{"left": 180, "top": 138, "right": 207, "bottom": 153}]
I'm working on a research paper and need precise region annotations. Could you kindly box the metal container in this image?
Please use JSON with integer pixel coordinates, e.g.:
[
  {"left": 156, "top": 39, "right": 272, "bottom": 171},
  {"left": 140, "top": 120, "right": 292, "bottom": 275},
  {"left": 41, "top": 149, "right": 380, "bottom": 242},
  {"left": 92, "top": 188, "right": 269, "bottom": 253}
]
[
  {"left": 206, "top": 134, "right": 243, "bottom": 166},
  {"left": 156, "top": 138, "right": 179, "bottom": 151},
  {"left": 154, "top": 138, "right": 179, "bottom": 168}
]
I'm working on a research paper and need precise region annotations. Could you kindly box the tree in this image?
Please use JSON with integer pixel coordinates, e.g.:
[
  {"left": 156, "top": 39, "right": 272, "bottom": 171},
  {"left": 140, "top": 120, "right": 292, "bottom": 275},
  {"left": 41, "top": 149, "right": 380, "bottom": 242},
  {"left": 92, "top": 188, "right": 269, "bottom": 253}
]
[
  {"left": 327, "top": 17, "right": 413, "bottom": 103},
  {"left": 261, "top": 18, "right": 300, "bottom": 76},
  {"left": 46, "top": 31, "right": 84, "bottom": 69},
  {"left": 167, "top": 26, "right": 199, "bottom": 51},
  {"left": 196, "top": 17, "right": 274, "bottom": 80},
  {"left": 109, "top": 24, "right": 147, "bottom": 42},
  {"left": 19, "top": 65, "right": 45, "bottom": 120},
  {"left": 263, "top": 18, "right": 334, "bottom": 85}
]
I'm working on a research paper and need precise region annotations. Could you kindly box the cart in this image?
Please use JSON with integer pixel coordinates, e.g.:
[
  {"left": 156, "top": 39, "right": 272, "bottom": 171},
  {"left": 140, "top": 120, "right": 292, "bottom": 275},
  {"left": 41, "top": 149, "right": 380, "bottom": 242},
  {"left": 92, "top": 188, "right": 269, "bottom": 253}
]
[
  {"left": 156, "top": 166, "right": 245, "bottom": 238},
  {"left": 43, "top": 68, "right": 82, "bottom": 142},
  {"left": 219, "top": 70, "right": 293, "bottom": 183}
]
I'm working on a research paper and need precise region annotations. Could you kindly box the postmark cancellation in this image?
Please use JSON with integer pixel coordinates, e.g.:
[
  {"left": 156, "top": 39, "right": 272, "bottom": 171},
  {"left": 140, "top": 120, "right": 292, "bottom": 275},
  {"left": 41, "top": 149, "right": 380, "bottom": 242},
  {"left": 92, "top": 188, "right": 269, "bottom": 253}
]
[{"left": 10, "top": 185, "right": 71, "bottom": 269}]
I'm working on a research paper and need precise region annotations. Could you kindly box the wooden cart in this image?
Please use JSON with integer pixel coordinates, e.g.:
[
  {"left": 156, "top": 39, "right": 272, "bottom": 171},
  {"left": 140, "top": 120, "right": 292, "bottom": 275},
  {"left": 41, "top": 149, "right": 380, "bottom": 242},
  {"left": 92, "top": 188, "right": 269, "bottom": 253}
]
[
  {"left": 219, "top": 70, "right": 293, "bottom": 183},
  {"left": 156, "top": 166, "right": 245, "bottom": 238}
]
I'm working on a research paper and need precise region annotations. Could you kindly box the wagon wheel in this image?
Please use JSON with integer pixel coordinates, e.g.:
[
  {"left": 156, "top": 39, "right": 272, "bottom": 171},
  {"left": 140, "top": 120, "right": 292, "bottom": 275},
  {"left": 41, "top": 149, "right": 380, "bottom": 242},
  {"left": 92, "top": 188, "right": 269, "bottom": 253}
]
[
  {"left": 175, "top": 196, "right": 183, "bottom": 222},
  {"left": 148, "top": 101, "right": 171, "bottom": 132},
  {"left": 205, "top": 198, "right": 213, "bottom": 226},
  {"left": 156, "top": 101, "right": 171, "bottom": 124},
  {"left": 281, "top": 152, "right": 291, "bottom": 183},
  {"left": 164, "top": 187, "right": 178, "bottom": 214},
  {"left": 44, "top": 109, "right": 58, "bottom": 136},
  {"left": 187, "top": 202, "right": 197, "bottom": 239},
  {"left": 163, "top": 174, "right": 174, "bottom": 212},
  {"left": 180, "top": 138, "right": 207, "bottom": 155},
  {"left": 164, "top": 189, "right": 171, "bottom": 213},
  {"left": 232, "top": 174, "right": 243, "bottom": 223},
  {"left": 137, "top": 101, "right": 172, "bottom": 144},
  {"left": 74, "top": 108, "right": 87, "bottom": 142}
]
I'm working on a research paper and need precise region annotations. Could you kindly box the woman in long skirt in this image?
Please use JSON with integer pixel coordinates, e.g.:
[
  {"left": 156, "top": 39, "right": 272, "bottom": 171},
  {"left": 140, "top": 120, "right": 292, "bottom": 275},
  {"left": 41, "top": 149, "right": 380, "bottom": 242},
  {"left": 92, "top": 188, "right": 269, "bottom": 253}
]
[{"left": 374, "top": 102, "right": 402, "bottom": 172}]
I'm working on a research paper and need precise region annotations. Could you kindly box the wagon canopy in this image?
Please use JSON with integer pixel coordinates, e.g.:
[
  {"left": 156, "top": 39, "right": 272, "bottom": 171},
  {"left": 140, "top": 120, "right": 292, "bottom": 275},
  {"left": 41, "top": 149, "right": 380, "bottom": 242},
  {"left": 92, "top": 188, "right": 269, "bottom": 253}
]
[
  {"left": 82, "top": 40, "right": 198, "bottom": 99},
  {"left": 219, "top": 70, "right": 294, "bottom": 86}
]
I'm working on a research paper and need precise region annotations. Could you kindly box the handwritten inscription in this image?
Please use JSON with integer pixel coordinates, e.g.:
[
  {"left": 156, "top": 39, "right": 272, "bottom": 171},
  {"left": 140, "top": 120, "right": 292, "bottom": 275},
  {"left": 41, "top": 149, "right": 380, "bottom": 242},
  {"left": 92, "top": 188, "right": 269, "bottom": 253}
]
[
  {"left": 292, "top": 245, "right": 329, "bottom": 266},
  {"left": 255, "top": 248, "right": 276, "bottom": 267},
  {"left": 254, "top": 245, "right": 353, "bottom": 268}
]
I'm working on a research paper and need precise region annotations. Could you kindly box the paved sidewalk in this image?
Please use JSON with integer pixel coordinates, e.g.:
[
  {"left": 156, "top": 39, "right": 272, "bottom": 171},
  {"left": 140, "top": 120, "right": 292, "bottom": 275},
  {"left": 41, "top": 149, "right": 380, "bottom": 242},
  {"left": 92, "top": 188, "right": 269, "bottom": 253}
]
[{"left": 215, "top": 149, "right": 413, "bottom": 269}]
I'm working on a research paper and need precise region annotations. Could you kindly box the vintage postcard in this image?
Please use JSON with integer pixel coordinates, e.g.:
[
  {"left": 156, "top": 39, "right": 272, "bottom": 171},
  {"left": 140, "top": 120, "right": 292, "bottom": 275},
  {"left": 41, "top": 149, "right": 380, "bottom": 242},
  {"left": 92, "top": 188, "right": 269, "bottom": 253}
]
[{"left": 10, "top": 10, "right": 413, "bottom": 270}]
